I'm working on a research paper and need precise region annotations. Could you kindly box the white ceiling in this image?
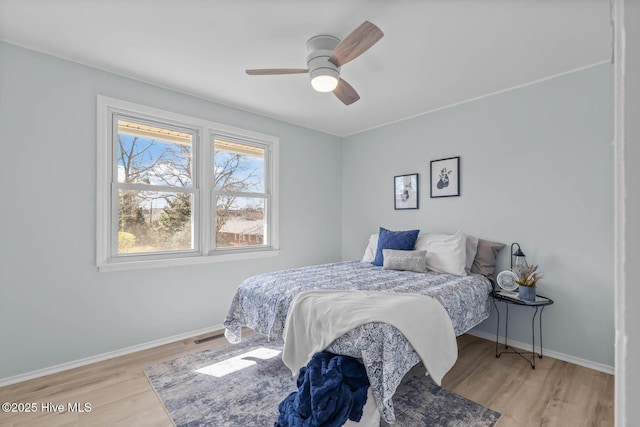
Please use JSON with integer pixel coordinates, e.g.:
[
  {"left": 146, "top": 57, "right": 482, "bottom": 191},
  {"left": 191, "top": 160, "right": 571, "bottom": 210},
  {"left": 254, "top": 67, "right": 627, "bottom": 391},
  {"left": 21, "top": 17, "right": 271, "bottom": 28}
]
[{"left": 0, "top": 0, "right": 612, "bottom": 137}]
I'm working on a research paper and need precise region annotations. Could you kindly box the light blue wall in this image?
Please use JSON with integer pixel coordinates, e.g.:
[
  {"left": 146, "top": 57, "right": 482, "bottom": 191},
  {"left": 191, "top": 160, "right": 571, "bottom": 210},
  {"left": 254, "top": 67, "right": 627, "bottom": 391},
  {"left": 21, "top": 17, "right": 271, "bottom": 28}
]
[
  {"left": 0, "top": 42, "right": 343, "bottom": 380},
  {"left": 342, "top": 64, "right": 614, "bottom": 366},
  {"left": 0, "top": 40, "right": 615, "bottom": 380}
]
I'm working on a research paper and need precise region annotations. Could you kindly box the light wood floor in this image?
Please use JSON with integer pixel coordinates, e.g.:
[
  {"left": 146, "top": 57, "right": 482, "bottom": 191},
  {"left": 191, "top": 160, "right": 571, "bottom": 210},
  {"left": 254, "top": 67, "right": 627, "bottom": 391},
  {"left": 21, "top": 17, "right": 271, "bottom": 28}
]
[{"left": 0, "top": 332, "right": 613, "bottom": 427}]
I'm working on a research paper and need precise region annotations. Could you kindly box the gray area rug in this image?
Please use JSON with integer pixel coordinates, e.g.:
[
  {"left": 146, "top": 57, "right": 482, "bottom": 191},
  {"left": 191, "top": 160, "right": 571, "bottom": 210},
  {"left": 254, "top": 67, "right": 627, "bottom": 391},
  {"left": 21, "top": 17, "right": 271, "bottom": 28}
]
[{"left": 144, "top": 335, "right": 501, "bottom": 427}]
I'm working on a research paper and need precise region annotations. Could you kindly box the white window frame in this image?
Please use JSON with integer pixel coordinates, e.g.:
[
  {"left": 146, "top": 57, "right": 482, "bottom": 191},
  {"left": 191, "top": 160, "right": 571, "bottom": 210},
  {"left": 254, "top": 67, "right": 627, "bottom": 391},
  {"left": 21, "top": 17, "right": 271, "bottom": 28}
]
[{"left": 97, "top": 95, "right": 279, "bottom": 272}]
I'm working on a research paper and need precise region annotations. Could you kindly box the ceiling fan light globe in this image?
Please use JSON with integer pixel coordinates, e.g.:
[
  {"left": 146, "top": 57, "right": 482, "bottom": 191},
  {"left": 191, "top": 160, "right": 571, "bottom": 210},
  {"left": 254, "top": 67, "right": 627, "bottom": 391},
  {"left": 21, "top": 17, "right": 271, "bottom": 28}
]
[{"left": 311, "top": 74, "right": 339, "bottom": 92}]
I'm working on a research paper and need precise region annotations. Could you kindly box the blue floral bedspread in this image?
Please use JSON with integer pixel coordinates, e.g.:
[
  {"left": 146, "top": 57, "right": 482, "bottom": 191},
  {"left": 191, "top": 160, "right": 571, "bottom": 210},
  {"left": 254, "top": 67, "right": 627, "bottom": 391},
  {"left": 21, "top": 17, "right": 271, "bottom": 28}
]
[{"left": 223, "top": 261, "right": 492, "bottom": 423}]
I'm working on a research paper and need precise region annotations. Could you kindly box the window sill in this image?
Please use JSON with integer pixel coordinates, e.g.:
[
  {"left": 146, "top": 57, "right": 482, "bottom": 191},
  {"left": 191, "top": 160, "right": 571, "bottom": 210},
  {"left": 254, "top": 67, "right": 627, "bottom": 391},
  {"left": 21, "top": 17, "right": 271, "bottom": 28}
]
[{"left": 97, "top": 250, "right": 280, "bottom": 273}]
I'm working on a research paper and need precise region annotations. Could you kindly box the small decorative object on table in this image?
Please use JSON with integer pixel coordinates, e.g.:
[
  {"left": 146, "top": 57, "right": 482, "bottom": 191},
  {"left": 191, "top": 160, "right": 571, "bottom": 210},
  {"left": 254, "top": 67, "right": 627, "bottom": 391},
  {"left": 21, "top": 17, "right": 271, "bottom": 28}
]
[
  {"left": 514, "top": 264, "right": 543, "bottom": 302},
  {"left": 510, "top": 242, "right": 527, "bottom": 274},
  {"left": 496, "top": 270, "right": 518, "bottom": 292}
]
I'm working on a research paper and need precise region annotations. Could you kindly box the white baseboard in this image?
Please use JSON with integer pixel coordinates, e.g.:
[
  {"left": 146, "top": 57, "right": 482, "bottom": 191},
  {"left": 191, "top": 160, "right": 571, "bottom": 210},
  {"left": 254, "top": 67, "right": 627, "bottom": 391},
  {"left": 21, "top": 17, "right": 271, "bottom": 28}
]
[
  {"left": 0, "top": 324, "right": 224, "bottom": 388},
  {"left": 466, "top": 329, "right": 614, "bottom": 375}
]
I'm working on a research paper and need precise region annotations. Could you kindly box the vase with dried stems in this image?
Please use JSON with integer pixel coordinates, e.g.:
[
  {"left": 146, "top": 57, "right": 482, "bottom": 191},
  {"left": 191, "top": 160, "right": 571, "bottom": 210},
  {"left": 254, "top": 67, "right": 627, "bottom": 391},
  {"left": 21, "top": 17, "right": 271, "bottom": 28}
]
[{"left": 513, "top": 264, "right": 544, "bottom": 302}]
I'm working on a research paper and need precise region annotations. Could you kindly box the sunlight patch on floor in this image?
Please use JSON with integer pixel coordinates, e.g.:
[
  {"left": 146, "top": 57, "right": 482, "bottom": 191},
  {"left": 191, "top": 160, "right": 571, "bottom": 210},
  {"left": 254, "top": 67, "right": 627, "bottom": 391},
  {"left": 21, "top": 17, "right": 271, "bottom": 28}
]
[{"left": 195, "top": 348, "right": 282, "bottom": 377}]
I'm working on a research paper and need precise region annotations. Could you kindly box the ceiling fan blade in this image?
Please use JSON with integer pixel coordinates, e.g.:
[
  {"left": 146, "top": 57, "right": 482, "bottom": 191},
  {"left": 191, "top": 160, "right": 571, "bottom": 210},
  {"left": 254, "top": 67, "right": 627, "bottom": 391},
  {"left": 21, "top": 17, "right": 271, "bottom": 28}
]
[
  {"left": 333, "top": 78, "right": 360, "bottom": 105},
  {"left": 246, "top": 68, "right": 309, "bottom": 75},
  {"left": 329, "top": 21, "right": 384, "bottom": 67}
]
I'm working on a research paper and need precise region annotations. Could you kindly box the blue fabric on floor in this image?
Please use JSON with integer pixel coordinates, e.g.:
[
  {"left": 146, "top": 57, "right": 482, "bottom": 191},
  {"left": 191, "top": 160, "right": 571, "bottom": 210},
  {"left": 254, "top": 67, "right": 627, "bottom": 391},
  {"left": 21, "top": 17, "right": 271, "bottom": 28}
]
[{"left": 275, "top": 351, "right": 370, "bottom": 427}]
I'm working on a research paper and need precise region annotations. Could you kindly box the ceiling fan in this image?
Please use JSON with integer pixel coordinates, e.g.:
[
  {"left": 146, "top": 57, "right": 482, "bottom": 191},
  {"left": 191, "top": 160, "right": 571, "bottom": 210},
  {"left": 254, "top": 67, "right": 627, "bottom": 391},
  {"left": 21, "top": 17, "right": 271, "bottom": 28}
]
[{"left": 246, "top": 21, "right": 384, "bottom": 105}]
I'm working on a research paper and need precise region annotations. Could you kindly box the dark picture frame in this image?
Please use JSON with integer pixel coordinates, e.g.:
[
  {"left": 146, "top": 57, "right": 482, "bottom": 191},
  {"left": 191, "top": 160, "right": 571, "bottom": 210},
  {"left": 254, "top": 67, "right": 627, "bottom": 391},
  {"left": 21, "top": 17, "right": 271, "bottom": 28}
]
[
  {"left": 394, "top": 173, "right": 419, "bottom": 209},
  {"left": 430, "top": 156, "right": 460, "bottom": 198}
]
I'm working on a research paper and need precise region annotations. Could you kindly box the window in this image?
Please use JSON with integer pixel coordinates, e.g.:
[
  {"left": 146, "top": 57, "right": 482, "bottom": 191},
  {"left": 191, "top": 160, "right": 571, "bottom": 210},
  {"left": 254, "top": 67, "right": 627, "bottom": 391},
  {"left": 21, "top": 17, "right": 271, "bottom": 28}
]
[
  {"left": 97, "top": 96, "right": 279, "bottom": 271},
  {"left": 115, "top": 118, "right": 197, "bottom": 255},
  {"left": 213, "top": 138, "right": 268, "bottom": 250}
]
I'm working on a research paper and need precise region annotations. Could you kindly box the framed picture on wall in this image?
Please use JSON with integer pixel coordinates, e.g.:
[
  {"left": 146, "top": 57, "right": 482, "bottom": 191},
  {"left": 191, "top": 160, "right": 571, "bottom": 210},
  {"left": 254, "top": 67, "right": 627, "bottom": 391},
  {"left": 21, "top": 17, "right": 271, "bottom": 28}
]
[
  {"left": 430, "top": 156, "right": 460, "bottom": 198},
  {"left": 394, "top": 173, "right": 419, "bottom": 209}
]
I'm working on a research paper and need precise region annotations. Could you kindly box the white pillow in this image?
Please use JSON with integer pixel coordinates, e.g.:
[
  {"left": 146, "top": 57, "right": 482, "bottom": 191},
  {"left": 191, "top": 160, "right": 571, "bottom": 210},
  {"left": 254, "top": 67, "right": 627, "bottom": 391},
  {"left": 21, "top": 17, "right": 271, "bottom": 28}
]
[
  {"left": 362, "top": 233, "right": 379, "bottom": 262},
  {"left": 465, "top": 234, "right": 479, "bottom": 273},
  {"left": 414, "top": 230, "right": 467, "bottom": 276}
]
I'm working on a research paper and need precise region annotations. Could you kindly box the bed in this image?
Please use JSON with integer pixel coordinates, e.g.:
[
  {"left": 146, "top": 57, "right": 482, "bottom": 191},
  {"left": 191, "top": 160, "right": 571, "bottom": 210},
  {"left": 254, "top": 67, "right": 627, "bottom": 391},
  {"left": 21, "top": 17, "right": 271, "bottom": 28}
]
[{"left": 224, "top": 259, "right": 493, "bottom": 423}]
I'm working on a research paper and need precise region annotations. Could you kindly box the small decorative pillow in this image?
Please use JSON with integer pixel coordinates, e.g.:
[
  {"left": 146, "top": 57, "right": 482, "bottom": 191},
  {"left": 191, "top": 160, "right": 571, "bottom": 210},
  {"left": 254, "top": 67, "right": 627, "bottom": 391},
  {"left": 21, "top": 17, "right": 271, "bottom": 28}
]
[
  {"left": 372, "top": 227, "right": 420, "bottom": 266},
  {"left": 382, "top": 249, "right": 428, "bottom": 273}
]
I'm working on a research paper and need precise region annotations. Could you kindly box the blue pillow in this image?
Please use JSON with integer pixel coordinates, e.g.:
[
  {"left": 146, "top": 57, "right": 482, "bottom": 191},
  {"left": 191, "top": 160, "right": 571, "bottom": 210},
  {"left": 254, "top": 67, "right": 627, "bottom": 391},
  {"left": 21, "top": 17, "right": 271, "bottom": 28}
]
[{"left": 372, "top": 227, "right": 420, "bottom": 266}]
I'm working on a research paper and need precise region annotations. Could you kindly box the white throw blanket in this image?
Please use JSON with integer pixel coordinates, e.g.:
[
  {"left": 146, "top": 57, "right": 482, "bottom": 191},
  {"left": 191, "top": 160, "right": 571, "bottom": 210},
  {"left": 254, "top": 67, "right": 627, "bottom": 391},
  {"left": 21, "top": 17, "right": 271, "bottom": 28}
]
[{"left": 282, "top": 290, "right": 458, "bottom": 387}]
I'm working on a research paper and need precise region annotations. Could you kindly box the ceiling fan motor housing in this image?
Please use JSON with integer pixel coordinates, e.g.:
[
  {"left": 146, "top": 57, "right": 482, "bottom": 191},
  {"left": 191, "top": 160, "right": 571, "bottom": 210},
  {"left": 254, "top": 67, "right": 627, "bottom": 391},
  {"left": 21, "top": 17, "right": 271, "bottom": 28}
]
[{"left": 306, "top": 35, "right": 340, "bottom": 91}]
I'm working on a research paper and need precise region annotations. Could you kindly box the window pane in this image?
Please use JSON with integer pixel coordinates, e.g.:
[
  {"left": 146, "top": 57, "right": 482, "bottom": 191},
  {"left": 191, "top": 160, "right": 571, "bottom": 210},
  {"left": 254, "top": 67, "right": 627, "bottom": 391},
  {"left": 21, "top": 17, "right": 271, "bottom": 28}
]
[
  {"left": 215, "top": 196, "right": 265, "bottom": 248},
  {"left": 117, "top": 119, "right": 192, "bottom": 187},
  {"left": 214, "top": 139, "right": 264, "bottom": 193},
  {"left": 118, "top": 189, "right": 193, "bottom": 254}
]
